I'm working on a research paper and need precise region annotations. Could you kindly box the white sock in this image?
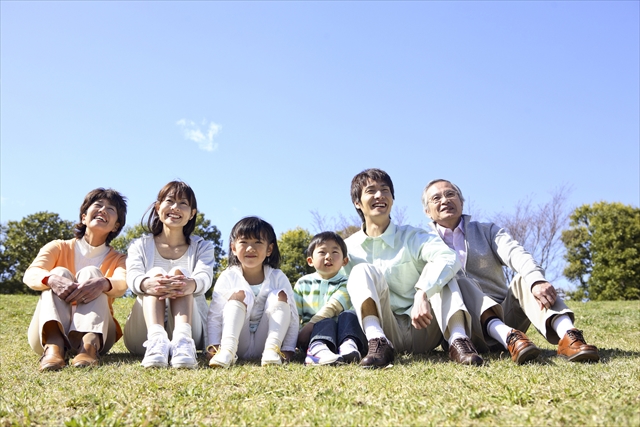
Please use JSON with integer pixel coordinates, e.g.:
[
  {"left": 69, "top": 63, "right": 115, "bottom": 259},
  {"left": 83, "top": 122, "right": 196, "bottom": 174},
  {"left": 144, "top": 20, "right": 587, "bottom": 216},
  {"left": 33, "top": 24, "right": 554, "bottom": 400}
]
[
  {"left": 552, "top": 314, "right": 575, "bottom": 339},
  {"left": 447, "top": 311, "right": 468, "bottom": 345},
  {"left": 362, "top": 315, "right": 385, "bottom": 341},
  {"left": 172, "top": 322, "right": 193, "bottom": 341},
  {"left": 264, "top": 301, "right": 291, "bottom": 350},
  {"left": 220, "top": 300, "right": 247, "bottom": 355},
  {"left": 147, "top": 324, "right": 168, "bottom": 341},
  {"left": 486, "top": 318, "right": 512, "bottom": 349}
]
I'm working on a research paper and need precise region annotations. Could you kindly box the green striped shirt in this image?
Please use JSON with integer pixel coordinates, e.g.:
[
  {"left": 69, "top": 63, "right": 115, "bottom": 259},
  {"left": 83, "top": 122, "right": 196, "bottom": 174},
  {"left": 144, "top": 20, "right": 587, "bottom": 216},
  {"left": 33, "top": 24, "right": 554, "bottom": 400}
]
[{"left": 293, "top": 272, "right": 351, "bottom": 324}]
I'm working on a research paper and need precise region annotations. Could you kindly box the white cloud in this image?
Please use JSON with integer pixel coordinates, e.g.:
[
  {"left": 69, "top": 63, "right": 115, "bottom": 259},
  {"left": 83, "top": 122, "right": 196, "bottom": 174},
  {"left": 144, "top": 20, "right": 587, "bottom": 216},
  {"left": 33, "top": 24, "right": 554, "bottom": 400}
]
[{"left": 176, "top": 119, "right": 221, "bottom": 152}]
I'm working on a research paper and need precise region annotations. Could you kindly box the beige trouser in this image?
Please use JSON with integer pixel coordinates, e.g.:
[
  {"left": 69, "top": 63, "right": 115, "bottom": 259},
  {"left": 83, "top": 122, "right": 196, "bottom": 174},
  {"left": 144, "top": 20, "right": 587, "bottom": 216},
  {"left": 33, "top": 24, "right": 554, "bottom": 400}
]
[
  {"left": 123, "top": 267, "right": 207, "bottom": 355},
  {"left": 27, "top": 266, "right": 116, "bottom": 356},
  {"left": 501, "top": 274, "right": 573, "bottom": 344},
  {"left": 347, "top": 263, "right": 486, "bottom": 353}
]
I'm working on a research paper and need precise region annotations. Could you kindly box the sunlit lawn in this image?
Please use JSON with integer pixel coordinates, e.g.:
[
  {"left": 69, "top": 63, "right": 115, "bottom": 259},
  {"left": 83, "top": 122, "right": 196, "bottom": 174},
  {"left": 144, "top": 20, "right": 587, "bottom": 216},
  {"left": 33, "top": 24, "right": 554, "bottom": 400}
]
[{"left": 1, "top": 295, "right": 639, "bottom": 426}]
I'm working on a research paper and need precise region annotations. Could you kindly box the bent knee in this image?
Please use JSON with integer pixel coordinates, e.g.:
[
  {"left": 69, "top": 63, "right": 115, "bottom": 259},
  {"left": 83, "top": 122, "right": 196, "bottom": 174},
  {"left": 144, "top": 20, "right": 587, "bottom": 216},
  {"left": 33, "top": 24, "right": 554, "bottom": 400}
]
[
  {"left": 277, "top": 290, "right": 287, "bottom": 302},
  {"left": 229, "top": 291, "right": 246, "bottom": 302}
]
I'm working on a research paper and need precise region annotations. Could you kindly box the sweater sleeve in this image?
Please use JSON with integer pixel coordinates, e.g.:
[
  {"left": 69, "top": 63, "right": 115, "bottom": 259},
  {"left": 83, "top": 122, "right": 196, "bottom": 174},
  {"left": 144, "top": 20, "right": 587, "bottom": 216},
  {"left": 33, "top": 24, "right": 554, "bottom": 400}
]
[
  {"left": 191, "top": 238, "right": 215, "bottom": 296},
  {"left": 492, "top": 225, "right": 546, "bottom": 289},
  {"left": 104, "top": 251, "right": 127, "bottom": 297},
  {"left": 23, "top": 240, "right": 64, "bottom": 291},
  {"left": 126, "top": 238, "right": 149, "bottom": 296}
]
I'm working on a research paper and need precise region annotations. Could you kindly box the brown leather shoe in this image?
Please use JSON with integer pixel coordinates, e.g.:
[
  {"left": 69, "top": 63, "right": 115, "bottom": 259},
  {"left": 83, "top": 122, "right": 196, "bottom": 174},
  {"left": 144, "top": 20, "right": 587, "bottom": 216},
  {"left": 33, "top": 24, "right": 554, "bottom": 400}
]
[
  {"left": 39, "top": 344, "right": 66, "bottom": 372},
  {"left": 71, "top": 343, "right": 99, "bottom": 368},
  {"left": 506, "top": 329, "right": 541, "bottom": 364},
  {"left": 449, "top": 337, "right": 483, "bottom": 366},
  {"left": 360, "top": 337, "right": 394, "bottom": 369},
  {"left": 557, "top": 328, "right": 599, "bottom": 362}
]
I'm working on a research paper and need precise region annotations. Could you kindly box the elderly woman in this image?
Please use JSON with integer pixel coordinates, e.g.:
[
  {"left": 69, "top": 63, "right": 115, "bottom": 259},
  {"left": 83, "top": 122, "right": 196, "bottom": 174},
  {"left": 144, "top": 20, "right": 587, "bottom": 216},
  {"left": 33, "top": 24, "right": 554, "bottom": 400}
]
[{"left": 23, "top": 188, "right": 128, "bottom": 371}]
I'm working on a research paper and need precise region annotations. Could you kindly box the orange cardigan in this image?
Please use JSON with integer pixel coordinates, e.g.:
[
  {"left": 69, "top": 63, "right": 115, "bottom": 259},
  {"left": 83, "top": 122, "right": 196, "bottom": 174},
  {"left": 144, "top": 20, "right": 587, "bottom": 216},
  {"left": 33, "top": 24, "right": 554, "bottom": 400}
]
[{"left": 23, "top": 239, "right": 127, "bottom": 341}]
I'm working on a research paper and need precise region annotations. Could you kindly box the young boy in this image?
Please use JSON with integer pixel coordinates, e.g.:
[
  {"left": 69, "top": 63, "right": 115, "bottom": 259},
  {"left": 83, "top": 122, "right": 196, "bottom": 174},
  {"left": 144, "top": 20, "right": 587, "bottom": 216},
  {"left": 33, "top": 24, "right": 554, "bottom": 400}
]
[{"left": 294, "top": 231, "right": 366, "bottom": 366}]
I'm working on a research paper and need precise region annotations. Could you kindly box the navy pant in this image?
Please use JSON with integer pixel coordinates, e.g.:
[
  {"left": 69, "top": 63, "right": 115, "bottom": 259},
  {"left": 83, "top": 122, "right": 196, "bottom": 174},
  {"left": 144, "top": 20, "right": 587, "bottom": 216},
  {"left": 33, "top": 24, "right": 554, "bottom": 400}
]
[{"left": 309, "top": 311, "right": 366, "bottom": 354}]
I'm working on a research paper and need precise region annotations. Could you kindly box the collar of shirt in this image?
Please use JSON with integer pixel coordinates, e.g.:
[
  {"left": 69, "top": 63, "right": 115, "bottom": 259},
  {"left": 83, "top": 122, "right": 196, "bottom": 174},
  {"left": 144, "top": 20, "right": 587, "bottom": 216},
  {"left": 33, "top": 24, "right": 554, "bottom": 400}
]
[
  {"left": 76, "top": 236, "right": 109, "bottom": 259},
  {"left": 351, "top": 222, "right": 398, "bottom": 249},
  {"left": 435, "top": 221, "right": 466, "bottom": 268}
]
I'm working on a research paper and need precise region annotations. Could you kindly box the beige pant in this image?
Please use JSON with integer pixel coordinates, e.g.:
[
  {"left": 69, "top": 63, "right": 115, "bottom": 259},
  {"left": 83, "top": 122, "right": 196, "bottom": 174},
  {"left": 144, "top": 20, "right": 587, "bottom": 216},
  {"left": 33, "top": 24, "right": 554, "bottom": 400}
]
[
  {"left": 123, "top": 267, "right": 207, "bottom": 355},
  {"left": 28, "top": 266, "right": 116, "bottom": 355},
  {"left": 501, "top": 274, "right": 573, "bottom": 344},
  {"left": 347, "top": 263, "right": 488, "bottom": 353}
]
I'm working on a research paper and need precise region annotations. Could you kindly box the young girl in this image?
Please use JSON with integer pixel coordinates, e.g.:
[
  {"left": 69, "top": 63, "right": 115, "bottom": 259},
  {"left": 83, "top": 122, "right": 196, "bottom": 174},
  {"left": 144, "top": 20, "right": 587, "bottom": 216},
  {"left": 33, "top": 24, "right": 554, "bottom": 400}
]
[
  {"left": 207, "top": 216, "right": 298, "bottom": 368},
  {"left": 124, "top": 181, "right": 215, "bottom": 368}
]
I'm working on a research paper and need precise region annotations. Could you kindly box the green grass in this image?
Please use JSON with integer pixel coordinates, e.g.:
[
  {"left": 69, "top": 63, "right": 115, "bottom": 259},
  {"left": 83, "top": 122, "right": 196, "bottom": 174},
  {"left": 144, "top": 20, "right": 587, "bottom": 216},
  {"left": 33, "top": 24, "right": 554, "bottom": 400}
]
[{"left": 1, "top": 295, "right": 639, "bottom": 426}]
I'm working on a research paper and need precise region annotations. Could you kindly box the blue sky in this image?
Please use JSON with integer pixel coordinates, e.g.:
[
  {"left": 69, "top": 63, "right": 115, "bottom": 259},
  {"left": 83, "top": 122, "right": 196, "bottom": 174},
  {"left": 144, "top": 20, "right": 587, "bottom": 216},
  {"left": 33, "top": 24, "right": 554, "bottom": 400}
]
[{"left": 2, "top": 2, "right": 638, "bottom": 282}]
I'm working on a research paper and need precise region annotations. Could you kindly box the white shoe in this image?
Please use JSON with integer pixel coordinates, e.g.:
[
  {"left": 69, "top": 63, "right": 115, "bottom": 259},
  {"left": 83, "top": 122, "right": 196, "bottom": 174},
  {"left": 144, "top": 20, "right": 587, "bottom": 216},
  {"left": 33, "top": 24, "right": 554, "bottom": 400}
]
[
  {"left": 141, "top": 336, "right": 170, "bottom": 368},
  {"left": 261, "top": 345, "right": 285, "bottom": 366},
  {"left": 305, "top": 342, "right": 342, "bottom": 366},
  {"left": 209, "top": 346, "right": 237, "bottom": 369},
  {"left": 170, "top": 337, "right": 198, "bottom": 369},
  {"left": 338, "top": 339, "right": 361, "bottom": 363}
]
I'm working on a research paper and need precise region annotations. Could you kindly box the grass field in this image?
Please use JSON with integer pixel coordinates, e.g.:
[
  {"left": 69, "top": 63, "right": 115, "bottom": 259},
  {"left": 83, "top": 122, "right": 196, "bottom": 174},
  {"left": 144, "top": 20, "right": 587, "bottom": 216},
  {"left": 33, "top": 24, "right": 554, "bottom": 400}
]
[{"left": 1, "top": 295, "right": 639, "bottom": 426}]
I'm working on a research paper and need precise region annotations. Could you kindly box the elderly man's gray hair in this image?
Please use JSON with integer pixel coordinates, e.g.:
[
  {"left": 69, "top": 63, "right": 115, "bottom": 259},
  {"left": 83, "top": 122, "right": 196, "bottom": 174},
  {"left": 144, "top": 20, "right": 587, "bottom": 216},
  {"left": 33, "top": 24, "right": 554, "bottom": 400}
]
[{"left": 422, "top": 179, "right": 465, "bottom": 210}]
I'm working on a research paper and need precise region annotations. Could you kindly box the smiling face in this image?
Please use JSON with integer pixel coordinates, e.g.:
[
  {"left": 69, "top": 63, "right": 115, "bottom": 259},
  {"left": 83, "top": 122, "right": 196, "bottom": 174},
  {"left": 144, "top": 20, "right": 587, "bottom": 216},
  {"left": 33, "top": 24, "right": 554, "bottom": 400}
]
[
  {"left": 307, "top": 240, "right": 348, "bottom": 280},
  {"left": 423, "top": 181, "right": 463, "bottom": 229},
  {"left": 81, "top": 199, "right": 121, "bottom": 244},
  {"left": 156, "top": 192, "right": 196, "bottom": 230},
  {"left": 231, "top": 234, "right": 274, "bottom": 275},
  {"left": 355, "top": 178, "right": 394, "bottom": 225}
]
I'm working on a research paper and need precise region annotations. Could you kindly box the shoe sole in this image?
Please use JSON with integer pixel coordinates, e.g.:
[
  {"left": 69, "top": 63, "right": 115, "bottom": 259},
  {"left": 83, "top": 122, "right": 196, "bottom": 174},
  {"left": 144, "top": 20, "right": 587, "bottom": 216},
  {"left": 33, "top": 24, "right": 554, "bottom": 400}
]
[
  {"left": 560, "top": 351, "right": 600, "bottom": 363},
  {"left": 141, "top": 361, "right": 168, "bottom": 368},
  {"left": 171, "top": 362, "right": 198, "bottom": 369},
  {"left": 305, "top": 357, "right": 343, "bottom": 366},
  {"left": 39, "top": 363, "right": 66, "bottom": 372},
  {"left": 514, "top": 346, "right": 542, "bottom": 364}
]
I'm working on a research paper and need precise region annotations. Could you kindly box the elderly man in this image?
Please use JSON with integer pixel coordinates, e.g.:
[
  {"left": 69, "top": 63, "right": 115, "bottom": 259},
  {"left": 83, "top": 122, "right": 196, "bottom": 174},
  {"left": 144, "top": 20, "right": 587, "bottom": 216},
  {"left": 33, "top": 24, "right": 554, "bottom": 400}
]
[
  {"left": 422, "top": 179, "right": 599, "bottom": 363},
  {"left": 344, "top": 168, "right": 500, "bottom": 368}
]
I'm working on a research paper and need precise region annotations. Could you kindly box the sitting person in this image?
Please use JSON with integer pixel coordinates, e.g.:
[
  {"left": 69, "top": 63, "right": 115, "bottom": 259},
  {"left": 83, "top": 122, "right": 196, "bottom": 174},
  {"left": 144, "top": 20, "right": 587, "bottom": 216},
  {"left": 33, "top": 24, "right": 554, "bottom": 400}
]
[
  {"left": 294, "top": 231, "right": 366, "bottom": 366},
  {"left": 344, "top": 168, "right": 493, "bottom": 368},
  {"left": 422, "top": 179, "right": 599, "bottom": 362},
  {"left": 24, "top": 188, "right": 128, "bottom": 371},
  {"left": 124, "top": 181, "right": 215, "bottom": 369},
  {"left": 207, "top": 217, "right": 299, "bottom": 368}
]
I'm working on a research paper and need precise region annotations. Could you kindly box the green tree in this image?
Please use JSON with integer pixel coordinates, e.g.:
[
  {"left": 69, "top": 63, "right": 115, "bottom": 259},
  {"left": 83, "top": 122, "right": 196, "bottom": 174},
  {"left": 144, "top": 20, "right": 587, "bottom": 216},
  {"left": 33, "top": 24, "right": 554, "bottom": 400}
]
[
  {"left": 111, "top": 223, "right": 146, "bottom": 254},
  {"left": 562, "top": 202, "right": 640, "bottom": 300},
  {"left": 0, "top": 212, "right": 74, "bottom": 294},
  {"left": 278, "top": 227, "right": 314, "bottom": 286}
]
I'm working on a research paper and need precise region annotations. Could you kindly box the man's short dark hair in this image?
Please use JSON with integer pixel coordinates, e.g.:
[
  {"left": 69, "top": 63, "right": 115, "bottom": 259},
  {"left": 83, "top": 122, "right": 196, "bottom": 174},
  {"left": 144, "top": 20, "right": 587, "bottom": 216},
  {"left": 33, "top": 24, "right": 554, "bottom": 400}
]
[{"left": 350, "top": 168, "right": 395, "bottom": 224}]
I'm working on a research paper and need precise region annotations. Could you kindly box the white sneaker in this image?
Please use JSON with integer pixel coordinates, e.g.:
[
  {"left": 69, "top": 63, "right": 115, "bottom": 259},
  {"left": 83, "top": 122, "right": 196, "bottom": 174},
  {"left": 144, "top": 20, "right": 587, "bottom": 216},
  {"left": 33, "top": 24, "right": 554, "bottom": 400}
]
[
  {"left": 141, "top": 336, "right": 170, "bottom": 368},
  {"left": 209, "top": 346, "right": 237, "bottom": 369},
  {"left": 305, "top": 342, "right": 342, "bottom": 366},
  {"left": 261, "top": 345, "right": 285, "bottom": 366},
  {"left": 170, "top": 337, "right": 198, "bottom": 369},
  {"left": 338, "top": 339, "right": 361, "bottom": 363}
]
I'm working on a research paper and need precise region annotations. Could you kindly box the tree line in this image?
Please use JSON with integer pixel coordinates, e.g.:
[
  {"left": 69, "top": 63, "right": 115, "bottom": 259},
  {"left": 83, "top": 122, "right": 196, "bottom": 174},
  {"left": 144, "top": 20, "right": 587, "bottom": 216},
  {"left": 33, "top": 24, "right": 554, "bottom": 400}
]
[{"left": 1, "top": 198, "right": 638, "bottom": 300}]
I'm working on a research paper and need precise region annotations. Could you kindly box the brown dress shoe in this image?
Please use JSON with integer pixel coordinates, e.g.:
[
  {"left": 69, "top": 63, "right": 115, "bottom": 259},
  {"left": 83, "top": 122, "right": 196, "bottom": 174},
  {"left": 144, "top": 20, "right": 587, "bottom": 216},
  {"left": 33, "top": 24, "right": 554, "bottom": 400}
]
[
  {"left": 360, "top": 337, "right": 394, "bottom": 369},
  {"left": 449, "top": 337, "right": 483, "bottom": 366},
  {"left": 557, "top": 328, "right": 599, "bottom": 362},
  {"left": 506, "top": 329, "right": 541, "bottom": 364},
  {"left": 71, "top": 343, "right": 99, "bottom": 368},
  {"left": 39, "top": 344, "right": 66, "bottom": 372}
]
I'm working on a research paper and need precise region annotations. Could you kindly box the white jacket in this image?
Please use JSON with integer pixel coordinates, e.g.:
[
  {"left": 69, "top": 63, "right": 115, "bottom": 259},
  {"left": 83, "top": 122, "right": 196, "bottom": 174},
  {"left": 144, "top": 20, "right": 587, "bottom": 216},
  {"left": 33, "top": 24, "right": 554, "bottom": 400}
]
[{"left": 207, "top": 265, "right": 299, "bottom": 353}]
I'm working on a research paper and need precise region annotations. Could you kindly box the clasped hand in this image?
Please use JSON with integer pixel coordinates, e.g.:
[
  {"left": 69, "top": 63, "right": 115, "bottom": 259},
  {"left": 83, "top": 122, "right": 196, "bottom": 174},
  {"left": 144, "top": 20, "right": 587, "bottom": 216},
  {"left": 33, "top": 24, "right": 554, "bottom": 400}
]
[
  {"left": 532, "top": 281, "right": 557, "bottom": 310},
  {"left": 47, "top": 274, "right": 109, "bottom": 304},
  {"left": 143, "top": 275, "right": 194, "bottom": 300},
  {"left": 411, "top": 290, "right": 433, "bottom": 329}
]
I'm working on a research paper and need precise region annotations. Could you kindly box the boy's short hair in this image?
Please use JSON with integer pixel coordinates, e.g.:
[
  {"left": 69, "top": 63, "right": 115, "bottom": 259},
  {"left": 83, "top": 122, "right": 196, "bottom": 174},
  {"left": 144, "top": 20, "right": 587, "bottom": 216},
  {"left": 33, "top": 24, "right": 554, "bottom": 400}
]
[
  {"left": 306, "top": 231, "right": 348, "bottom": 259},
  {"left": 350, "top": 168, "right": 395, "bottom": 224}
]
